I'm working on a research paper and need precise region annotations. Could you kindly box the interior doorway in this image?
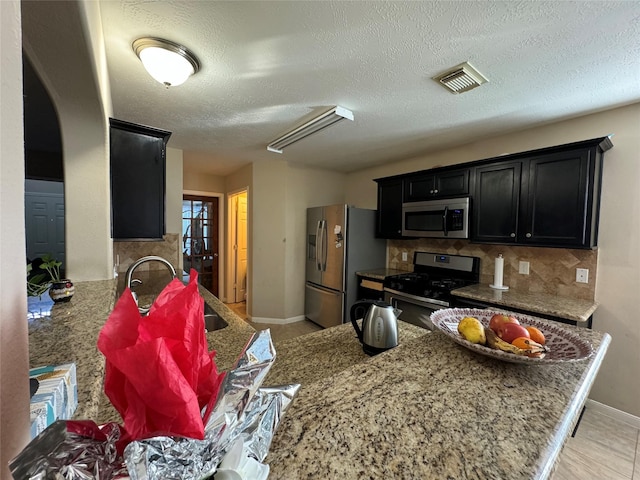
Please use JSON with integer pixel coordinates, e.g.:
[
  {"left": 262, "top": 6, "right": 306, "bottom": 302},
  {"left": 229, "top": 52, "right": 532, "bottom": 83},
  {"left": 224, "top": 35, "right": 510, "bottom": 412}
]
[
  {"left": 228, "top": 190, "right": 248, "bottom": 304},
  {"left": 182, "top": 195, "right": 220, "bottom": 296},
  {"left": 23, "top": 55, "right": 65, "bottom": 272}
]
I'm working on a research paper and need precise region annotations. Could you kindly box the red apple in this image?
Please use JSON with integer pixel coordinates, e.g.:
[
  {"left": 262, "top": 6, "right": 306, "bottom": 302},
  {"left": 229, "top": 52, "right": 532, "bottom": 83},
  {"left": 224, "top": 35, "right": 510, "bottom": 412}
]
[
  {"left": 489, "top": 313, "right": 519, "bottom": 334},
  {"left": 497, "top": 323, "right": 530, "bottom": 344}
]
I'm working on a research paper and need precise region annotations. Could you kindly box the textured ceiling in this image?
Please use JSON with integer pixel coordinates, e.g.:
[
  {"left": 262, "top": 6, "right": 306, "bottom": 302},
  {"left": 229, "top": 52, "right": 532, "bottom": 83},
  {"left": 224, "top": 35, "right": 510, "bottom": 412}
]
[{"left": 98, "top": 1, "right": 640, "bottom": 175}]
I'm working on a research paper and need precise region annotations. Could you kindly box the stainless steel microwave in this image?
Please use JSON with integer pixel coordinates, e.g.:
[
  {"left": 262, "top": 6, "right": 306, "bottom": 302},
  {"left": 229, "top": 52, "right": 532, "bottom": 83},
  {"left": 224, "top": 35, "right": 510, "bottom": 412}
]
[{"left": 402, "top": 197, "right": 470, "bottom": 238}]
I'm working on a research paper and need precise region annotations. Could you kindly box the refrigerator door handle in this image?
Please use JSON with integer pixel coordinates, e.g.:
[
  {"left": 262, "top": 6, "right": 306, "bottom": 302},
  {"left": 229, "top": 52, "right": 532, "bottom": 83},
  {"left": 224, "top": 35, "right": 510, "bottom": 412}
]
[
  {"left": 315, "top": 220, "right": 322, "bottom": 271},
  {"left": 321, "top": 219, "right": 328, "bottom": 272}
]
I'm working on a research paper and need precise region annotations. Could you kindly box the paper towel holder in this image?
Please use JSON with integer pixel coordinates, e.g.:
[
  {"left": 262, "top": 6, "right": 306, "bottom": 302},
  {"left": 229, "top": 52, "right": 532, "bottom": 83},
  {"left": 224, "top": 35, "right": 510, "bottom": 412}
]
[{"left": 490, "top": 253, "right": 510, "bottom": 290}]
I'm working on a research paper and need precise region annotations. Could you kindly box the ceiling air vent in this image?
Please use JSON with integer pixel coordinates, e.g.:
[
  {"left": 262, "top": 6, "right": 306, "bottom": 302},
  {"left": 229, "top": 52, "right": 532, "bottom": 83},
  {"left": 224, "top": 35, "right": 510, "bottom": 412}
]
[{"left": 433, "top": 62, "right": 488, "bottom": 94}]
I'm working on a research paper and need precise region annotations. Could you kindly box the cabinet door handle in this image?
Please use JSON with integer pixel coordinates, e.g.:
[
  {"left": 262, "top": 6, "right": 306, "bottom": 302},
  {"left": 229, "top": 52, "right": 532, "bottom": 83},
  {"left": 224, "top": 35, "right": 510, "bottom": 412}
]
[
  {"left": 510, "top": 233, "right": 516, "bottom": 238},
  {"left": 526, "top": 233, "right": 532, "bottom": 238},
  {"left": 433, "top": 189, "right": 439, "bottom": 194},
  {"left": 430, "top": 189, "right": 434, "bottom": 194}
]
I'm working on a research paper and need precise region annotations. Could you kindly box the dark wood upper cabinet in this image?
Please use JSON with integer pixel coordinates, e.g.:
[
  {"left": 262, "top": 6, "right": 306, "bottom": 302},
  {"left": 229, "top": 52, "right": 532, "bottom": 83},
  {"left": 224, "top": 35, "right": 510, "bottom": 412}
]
[
  {"left": 523, "top": 149, "right": 592, "bottom": 246},
  {"left": 471, "top": 137, "right": 612, "bottom": 248},
  {"left": 375, "top": 137, "right": 612, "bottom": 247},
  {"left": 376, "top": 177, "right": 404, "bottom": 239},
  {"left": 109, "top": 118, "right": 172, "bottom": 240},
  {"left": 403, "top": 168, "right": 469, "bottom": 202},
  {"left": 472, "top": 160, "right": 522, "bottom": 244}
]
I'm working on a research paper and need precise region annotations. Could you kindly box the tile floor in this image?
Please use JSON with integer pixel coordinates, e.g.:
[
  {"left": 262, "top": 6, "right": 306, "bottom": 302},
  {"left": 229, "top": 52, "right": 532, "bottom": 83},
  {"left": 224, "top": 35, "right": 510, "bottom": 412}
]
[
  {"left": 226, "top": 301, "right": 640, "bottom": 479},
  {"left": 225, "top": 302, "right": 322, "bottom": 344},
  {"left": 552, "top": 406, "right": 640, "bottom": 480}
]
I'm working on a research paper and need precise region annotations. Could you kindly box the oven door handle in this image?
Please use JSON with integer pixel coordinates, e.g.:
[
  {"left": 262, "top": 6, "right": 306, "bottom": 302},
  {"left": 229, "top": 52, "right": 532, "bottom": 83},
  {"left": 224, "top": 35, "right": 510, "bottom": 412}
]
[{"left": 384, "top": 288, "right": 450, "bottom": 308}]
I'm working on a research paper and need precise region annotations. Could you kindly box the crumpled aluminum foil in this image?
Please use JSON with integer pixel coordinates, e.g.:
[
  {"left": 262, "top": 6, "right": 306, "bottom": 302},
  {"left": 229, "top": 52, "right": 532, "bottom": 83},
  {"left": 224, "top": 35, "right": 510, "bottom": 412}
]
[
  {"left": 235, "top": 384, "right": 300, "bottom": 462},
  {"left": 123, "top": 383, "right": 299, "bottom": 480},
  {"left": 11, "top": 329, "right": 301, "bottom": 480},
  {"left": 9, "top": 420, "right": 129, "bottom": 480},
  {"left": 124, "top": 329, "right": 299, "bottom": 480}
]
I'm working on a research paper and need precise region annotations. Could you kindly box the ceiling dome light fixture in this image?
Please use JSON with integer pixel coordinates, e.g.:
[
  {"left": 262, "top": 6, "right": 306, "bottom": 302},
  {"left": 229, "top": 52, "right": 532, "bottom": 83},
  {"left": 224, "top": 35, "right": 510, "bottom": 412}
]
[{"left": 133, "top": 37, "right": 200, "bottom": 88}]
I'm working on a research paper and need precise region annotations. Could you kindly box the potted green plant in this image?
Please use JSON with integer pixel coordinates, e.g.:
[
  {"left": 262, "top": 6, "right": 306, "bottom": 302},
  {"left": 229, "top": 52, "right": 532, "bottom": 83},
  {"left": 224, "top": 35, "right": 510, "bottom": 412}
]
[{"left": 27, "top": 254, "right": 75, "bottom": 302}]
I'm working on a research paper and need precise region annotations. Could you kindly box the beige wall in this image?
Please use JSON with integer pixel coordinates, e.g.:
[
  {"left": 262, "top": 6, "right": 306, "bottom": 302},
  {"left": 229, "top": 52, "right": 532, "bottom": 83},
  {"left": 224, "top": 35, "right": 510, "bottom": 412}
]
[
  {"left": 166, "top": 147, "right": 184, "bottom": 233},
  {"left": 183, "top": 158, "right": 346, "bottom": 322},
  {"left": 184, "top": 168, "right": 226, "bottom": 193},
  {"left": 0, "top": 0, "right": 31, "bottom": 472},
  {"left": 22, "top": 0, "right": 113, "bottom": 282},
  {"left": 250, "top": 160, "right": 288, "bottom": 320},
  {"left": 346, "top": 103, "right": 640, "bottom": 417},
  {"left": 284, "top": 164, "right": 346, "bottom": 319}
]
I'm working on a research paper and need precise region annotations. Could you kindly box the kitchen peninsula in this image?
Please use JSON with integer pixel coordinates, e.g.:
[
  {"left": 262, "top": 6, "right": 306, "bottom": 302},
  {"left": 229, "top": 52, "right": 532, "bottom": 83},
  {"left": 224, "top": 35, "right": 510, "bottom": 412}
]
[
  {"left": 266, "top": 322, "right": 609, "bottom": 479},
  {"left": 28, "top": 281, "right": 610, "bottom": 479}
]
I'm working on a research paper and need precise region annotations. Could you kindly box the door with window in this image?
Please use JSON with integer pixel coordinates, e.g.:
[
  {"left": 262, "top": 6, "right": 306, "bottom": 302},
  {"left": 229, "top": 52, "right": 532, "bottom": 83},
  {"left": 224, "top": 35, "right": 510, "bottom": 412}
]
[{"left": 182, "top": 195, "right": 219, "bottom": 295}]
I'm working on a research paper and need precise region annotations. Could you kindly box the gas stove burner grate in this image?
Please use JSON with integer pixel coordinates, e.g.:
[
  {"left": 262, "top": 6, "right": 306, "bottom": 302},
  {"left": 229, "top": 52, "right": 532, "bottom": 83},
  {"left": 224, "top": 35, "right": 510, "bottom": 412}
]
[{"left": 383, "top": 252, "right": 480, "bottom": 302}]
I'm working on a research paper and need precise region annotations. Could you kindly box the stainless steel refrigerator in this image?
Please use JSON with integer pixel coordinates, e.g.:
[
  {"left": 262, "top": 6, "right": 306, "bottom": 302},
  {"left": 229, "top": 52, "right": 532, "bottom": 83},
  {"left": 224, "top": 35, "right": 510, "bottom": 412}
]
[{"left": 305, "top": 204, "right": 386, "bottom": 328}]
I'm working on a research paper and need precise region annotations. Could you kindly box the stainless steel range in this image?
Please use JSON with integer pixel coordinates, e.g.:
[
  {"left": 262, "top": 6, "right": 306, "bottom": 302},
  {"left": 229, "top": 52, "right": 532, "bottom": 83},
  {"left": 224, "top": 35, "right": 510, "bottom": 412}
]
[{"left": 383, "top": 251, "right": 480, "bottom": 330}]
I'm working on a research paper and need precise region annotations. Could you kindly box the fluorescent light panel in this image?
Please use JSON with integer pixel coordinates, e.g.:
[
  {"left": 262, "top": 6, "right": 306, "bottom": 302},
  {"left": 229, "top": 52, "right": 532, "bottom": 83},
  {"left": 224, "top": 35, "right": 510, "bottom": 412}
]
[{"left": 267, "top": 106, "right": 354, "bottom": 153}]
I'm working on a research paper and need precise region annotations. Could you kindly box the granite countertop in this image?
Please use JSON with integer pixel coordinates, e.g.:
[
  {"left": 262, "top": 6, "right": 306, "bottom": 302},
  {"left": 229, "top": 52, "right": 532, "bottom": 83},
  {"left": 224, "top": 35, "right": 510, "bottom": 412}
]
[
  {"left": 451, "top": 284, "right": 599, "bottom": 323},
  {"left": 265, "top": 321, "right": 428, "bottom": 388},
  {"left": 28, "top": 278, "right": 256, "bottom": 424},
  {"left": 266, "top": 319, "right": 610, "bottom": 479},
  {"left": 356, "top": 268, "right": 406, "bottom": 281},
  {"left": 28, "top": 280, "right": 117, "bottom": 420}
]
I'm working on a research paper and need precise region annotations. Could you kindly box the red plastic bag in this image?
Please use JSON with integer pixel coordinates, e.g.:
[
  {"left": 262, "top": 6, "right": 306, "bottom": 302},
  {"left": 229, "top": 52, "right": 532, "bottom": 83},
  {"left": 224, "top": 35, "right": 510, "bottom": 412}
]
[{"left": 97, "top": 270, "right": 225, "bottom": 441}]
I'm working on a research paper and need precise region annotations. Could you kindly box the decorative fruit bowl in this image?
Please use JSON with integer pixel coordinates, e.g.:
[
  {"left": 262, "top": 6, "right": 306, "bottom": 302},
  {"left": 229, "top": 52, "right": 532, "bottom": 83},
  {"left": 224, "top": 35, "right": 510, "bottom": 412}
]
[{"left": 431, "top": 308, "right": 594, "bottom": 365}]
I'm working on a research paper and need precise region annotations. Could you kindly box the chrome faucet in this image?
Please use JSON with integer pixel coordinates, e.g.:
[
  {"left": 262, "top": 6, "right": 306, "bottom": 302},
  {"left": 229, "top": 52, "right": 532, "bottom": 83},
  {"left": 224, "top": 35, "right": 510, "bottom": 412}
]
[{"left": 125, "top": 255, "right": 178, "bottom": 314}]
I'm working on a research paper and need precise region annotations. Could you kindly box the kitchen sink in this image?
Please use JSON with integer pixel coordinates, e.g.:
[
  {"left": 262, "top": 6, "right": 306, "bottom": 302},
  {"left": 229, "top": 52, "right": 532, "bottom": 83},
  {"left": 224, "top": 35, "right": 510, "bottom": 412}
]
[
  {"left": 204, "top": 302, "right": 228, "bottom": 332},
  {"left": 115, "top": 276, "right": 227, "bottom": 331}
]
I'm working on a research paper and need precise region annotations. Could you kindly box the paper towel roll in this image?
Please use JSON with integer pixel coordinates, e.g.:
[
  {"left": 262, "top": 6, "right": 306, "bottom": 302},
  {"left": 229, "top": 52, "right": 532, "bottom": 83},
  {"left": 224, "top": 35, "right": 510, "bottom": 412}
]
[{"left": 490, "top": 254, "right": 509, "bottom": 290}]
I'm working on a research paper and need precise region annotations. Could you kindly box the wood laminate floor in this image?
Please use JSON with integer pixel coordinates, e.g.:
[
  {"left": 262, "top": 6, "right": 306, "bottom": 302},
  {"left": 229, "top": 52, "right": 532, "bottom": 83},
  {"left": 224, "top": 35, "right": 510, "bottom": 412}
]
[{"left": 226, "top": 301, "right": 640, "bottom": 479}]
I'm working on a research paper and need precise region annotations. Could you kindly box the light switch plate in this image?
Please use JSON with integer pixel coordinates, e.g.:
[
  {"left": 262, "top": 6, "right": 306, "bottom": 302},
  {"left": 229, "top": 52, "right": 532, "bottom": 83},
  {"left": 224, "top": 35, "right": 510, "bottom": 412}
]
[
  {"left": 576, "top": 268, "right": 589, "bottom": 283},
  {"left": 518, "top": 261, "right": 530, "bottom": 275},
  {"left": 402, "top": 252, "right": 408, "bottom": 261}
]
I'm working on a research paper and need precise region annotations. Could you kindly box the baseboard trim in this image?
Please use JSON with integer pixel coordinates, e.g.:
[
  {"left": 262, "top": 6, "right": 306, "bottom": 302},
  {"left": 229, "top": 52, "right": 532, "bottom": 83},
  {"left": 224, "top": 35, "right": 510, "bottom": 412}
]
[
  {"left": 586, "top": 399, "right": 640, "bottom": 429},
  {"left": 250, "top": 315, "right": 307, "bottom": 325}
]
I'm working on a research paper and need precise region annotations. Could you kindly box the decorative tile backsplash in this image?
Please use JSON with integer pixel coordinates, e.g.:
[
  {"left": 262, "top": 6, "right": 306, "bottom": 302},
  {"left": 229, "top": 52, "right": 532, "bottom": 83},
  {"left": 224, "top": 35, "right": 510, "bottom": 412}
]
[
  {"left": 113, "top": 233, "right": 180, "bottom": 274},
  {"left": 112, "top": 233, "right": 182, "bottom": 298},
  {"left": 388, "top": 239, "right": 597, "bottom": 301}
]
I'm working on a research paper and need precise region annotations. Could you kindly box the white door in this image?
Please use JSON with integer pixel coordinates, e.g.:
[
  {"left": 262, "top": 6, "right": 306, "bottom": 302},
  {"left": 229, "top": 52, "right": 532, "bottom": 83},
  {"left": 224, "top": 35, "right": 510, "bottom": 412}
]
[
  {"left": 235, "top": 192, "right": 248, "bottom": 302},
  {"left": 25, "top": 192, "right": 65, "bottom": 264}
]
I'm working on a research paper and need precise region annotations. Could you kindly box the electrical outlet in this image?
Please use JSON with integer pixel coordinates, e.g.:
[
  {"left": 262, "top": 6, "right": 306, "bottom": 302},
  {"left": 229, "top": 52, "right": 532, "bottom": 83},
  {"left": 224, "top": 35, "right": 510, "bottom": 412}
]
[
  {"left": 518, "top": 261, "right": 530, "bottom": 275},
  {"left": 402, "top": 252, "right": 408, "bottom": 262},
  {"left": 576, "top": 268, "right": 589, "bottom": 283}
]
